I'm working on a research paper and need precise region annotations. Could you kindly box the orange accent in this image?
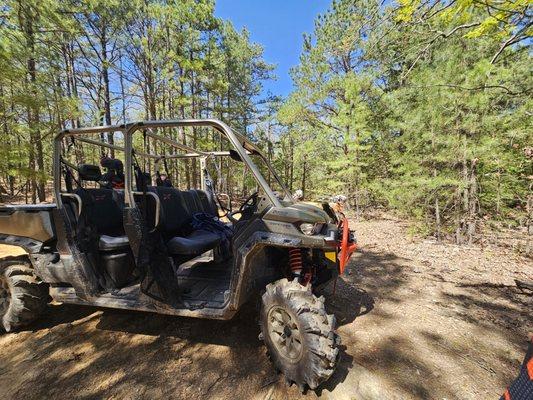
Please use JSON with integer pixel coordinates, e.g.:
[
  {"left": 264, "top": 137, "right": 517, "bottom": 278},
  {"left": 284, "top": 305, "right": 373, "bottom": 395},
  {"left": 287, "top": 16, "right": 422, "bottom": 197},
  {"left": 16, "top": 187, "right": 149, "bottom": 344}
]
[
  {"left": 527, "top": 357, "right": 533, "bottom": 380},
  {"left": 338, "top": 217, "right": 357, "bottom": 274},
  {"left": 503, "top": 389, "right": 511, "bottom": 400},
  {"left": 288, "top": 248, "right": 303, "bottom": 271}
]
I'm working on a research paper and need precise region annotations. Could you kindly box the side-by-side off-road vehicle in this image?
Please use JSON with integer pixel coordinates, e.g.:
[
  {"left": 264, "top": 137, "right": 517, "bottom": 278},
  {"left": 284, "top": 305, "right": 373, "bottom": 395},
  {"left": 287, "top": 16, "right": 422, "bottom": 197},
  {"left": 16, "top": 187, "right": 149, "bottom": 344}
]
[{"left": 0, "top": 119, "right": 356, "bottom": 390}]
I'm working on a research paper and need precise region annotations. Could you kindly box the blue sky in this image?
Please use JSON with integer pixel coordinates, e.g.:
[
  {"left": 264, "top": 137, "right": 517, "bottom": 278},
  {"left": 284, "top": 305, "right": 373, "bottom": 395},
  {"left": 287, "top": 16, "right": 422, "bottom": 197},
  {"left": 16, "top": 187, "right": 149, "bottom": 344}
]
[{"left": 215, "top": 0, "right": 331, "bottom": 98}]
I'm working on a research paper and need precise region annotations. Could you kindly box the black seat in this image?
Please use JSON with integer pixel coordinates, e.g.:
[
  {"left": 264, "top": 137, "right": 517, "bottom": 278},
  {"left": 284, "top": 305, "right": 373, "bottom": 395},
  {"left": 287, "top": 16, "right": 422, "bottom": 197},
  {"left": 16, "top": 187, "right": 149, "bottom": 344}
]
[
  {"left": 193, "top": 189, "right": 218, "bottom": 216},
  {"left": 154, "top": 187, "right": 221, "bottom": 256},
  {"left": 70, "top": 165, "right": 134, "bottom": 289},
  {"left": 99, "top": 234, "right": 130, "bottom": 251},
  {"left": 74, "top": 165, "right": 129, "bottom": 252},
  {"left": 74, "top": 188, "right": 129, "bottom": 251},
  {"left": 167, "top": 230, "right": 221, "bottom": 255}
]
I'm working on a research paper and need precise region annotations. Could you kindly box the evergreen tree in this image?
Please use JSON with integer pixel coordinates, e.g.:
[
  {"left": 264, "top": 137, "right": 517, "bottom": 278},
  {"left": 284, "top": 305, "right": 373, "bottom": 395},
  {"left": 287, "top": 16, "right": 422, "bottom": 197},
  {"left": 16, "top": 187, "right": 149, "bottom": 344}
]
[{"left": 278, "top": 0, "right": 531, "bottom": 240}]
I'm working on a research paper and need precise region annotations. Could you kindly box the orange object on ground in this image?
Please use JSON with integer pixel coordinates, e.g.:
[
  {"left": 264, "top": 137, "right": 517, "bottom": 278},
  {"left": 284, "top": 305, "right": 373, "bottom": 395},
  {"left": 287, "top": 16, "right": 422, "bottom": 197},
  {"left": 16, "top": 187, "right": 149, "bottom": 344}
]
[
  {"left": 499, "top": 336, "right": 533, "bottom": 400},
  {"left": 338, "top": 217, "right": 356, "bottom": 274}
]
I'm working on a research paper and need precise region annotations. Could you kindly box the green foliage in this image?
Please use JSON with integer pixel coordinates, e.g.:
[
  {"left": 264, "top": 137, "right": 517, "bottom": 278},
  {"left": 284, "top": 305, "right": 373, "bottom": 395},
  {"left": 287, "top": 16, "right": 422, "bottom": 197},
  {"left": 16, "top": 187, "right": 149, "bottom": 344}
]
[
  {"left": 0, "top": 0, "right": 272, "bottom": 201},
  {"left": 0, "top": 0, "right": 530, "bottom": 242},
  {"left": 277, "top": 0, "right": 532, "bottom": 239}
]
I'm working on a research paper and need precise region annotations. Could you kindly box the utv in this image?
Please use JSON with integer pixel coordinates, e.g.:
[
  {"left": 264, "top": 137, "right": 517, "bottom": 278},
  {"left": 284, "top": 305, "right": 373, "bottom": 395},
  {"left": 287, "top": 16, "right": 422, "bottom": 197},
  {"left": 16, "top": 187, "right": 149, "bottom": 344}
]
[{"left": 0, "top": 119, "right": 356, "bottom": 390}]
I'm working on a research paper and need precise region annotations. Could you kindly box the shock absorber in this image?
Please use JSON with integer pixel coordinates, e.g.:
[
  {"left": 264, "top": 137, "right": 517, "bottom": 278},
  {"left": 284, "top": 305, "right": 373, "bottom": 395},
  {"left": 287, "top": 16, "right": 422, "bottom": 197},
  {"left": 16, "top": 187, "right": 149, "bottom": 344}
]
[{"left": 288, "top": 248, "right": 303, "bottom": 279}]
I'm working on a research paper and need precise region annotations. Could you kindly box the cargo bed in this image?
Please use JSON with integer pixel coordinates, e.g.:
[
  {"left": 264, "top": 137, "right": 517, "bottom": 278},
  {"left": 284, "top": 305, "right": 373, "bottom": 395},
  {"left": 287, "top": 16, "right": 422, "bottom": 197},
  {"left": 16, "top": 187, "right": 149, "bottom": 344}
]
[{"left": 0, "top": 203, "right": 57, "bottom": 252}]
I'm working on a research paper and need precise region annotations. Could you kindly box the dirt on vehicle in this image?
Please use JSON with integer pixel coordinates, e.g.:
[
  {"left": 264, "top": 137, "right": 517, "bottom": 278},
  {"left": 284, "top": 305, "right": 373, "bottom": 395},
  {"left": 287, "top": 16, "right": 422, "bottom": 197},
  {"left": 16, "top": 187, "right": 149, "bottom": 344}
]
[{"left": 0, "top": 215, "right": 531, "bottom": 400}]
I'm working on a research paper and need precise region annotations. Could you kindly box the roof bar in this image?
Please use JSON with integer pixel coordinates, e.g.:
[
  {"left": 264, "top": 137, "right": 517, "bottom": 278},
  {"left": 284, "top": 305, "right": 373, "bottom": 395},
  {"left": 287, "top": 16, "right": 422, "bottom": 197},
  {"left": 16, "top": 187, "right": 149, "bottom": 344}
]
[
  {"left": 59, "top": 124, "right": 125, "bottom": 136},
  {"left": 55, "top": 119, "right": 284, "bottom": 209},
  {"left": 77, "top": 136, "right": 241, "bottom": 160},
  {"left": 155, "top": 150, "right": 252, "bottom": 160},
  {"left": 55, "top": 120, "right": 267, "bottom": 160},
  {"left": 74, "top": 137, "right": 157, "bottom": 159},
  {"left": 138, "top": 120, "right": 266, "bottom": 159},
  {"left": 123, "top": 119, "right": 282, "bottom": 207},
  {"left": 143, "top": 129, "right": 210, "bottom": 156}
]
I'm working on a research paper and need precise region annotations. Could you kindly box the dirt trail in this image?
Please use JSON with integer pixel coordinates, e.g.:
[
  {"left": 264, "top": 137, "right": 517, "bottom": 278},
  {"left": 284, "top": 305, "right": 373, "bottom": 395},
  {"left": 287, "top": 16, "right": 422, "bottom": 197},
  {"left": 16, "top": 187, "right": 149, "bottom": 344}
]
[{"left": 0, "top": 217, "right": 531, "bottom": 400}]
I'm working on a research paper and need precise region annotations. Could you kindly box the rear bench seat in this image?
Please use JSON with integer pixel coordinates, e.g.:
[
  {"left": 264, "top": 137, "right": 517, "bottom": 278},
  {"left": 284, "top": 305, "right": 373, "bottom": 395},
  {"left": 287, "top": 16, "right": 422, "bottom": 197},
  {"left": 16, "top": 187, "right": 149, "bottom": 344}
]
[
  {"left": 67, "top": 164, "right": 135, "bottom": 289},
  {"left": 152, "top": 187, "right": 222, "bottom": 256},
  {"left": 74, "top": 188, "right": 129, "bottom": 251},
  {"left": 71, "top": 164, "right": 130, "bottom": 252}
]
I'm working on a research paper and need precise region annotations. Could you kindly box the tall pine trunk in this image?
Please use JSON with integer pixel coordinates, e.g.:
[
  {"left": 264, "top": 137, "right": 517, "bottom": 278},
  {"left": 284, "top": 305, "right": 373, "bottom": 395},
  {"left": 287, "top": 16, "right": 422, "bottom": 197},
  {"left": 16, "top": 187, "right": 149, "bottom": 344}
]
[
  {"left": 100, "top": 25, "right": 114, "bottom": 156},
  {"left": 22, "top": 5, "right": 45, "bottom": 202}
]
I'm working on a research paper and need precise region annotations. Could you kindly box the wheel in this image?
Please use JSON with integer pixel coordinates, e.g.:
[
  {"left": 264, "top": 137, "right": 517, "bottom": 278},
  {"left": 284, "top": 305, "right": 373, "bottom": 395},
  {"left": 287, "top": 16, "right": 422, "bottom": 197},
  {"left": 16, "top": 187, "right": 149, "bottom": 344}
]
[
  {"left": 0, "top": 258, "right": 49, "bottom": 332},
  {"left": 260, "top": 278, "right": 339, "bottom": 391}
]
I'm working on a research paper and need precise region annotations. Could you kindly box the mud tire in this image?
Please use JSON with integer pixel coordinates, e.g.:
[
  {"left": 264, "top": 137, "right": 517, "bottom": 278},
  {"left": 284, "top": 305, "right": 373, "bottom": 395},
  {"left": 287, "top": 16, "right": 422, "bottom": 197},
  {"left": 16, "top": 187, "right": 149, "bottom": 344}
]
[
  {"left": 0, "top": 257, "right": 49, "bottom": 332},
  {"left": 260, "top": 278, "right": 339, "bottom": 390}
]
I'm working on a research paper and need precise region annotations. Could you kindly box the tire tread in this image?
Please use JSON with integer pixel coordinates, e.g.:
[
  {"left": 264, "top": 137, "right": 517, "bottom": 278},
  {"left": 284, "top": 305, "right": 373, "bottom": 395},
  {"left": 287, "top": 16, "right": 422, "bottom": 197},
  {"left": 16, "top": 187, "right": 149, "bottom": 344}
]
[
  {"left": 1, "top": 258, "right": 49, "bottom": 332},
  {"left": 260, "top": 278, "right": 339, "bottom": 390}
]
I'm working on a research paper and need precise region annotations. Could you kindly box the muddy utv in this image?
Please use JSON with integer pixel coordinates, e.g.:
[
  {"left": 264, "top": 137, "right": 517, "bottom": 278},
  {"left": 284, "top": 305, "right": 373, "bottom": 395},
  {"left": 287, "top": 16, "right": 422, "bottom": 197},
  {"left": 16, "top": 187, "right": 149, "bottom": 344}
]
[{"left": 0, "top": 119, "right": 356, "bottom": 390}]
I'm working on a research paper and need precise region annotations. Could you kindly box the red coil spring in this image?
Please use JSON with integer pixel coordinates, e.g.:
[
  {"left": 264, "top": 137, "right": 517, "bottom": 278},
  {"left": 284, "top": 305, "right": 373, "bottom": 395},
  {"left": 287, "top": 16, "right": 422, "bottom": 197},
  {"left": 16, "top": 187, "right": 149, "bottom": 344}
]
[{"left": 289, "top": 248, "right": 303, "bottom": 273}]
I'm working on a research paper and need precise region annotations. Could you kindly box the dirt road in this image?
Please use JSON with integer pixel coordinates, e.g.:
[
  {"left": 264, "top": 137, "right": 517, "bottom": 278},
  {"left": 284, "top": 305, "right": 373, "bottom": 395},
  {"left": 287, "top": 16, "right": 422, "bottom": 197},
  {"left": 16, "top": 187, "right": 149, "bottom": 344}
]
[{"left": 0, "top": 217, "right": 531, "bottom": 399}]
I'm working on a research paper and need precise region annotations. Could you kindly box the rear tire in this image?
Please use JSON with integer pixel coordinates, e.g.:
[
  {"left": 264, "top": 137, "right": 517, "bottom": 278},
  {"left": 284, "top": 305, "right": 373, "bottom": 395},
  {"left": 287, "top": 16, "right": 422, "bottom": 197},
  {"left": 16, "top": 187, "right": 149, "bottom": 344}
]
[
  {"left": 260, "top": 278, "right": 339, "bottom": 390},
  {"left": 0, "top": 258, "right": 49, "bottom": 332}
]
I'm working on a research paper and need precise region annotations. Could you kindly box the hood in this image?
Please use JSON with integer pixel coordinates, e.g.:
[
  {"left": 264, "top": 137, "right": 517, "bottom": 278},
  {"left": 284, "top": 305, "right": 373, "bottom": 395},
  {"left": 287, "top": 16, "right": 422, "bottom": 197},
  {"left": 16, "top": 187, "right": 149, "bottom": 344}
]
[{"left": 265, "top": 201, "right": 331, "bottom": 224}]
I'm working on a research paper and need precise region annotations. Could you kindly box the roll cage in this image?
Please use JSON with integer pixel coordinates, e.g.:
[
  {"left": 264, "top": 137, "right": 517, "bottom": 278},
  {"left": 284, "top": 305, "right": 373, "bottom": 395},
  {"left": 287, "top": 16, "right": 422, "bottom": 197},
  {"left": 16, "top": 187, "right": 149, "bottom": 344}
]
[{"left": 53, "top": 119, "right": 291, "bottom": 208}]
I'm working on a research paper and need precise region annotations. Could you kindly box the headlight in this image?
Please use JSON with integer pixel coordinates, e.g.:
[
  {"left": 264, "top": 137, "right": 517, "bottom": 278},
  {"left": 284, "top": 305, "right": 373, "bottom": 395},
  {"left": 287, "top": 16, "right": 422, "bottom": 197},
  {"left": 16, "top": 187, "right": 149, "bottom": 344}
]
[
  {"left": 299, "top": 222, "right": 323, "bottom": 235},
  {"left": 300, "top": 223, "right": 314, "bottom": 235}
]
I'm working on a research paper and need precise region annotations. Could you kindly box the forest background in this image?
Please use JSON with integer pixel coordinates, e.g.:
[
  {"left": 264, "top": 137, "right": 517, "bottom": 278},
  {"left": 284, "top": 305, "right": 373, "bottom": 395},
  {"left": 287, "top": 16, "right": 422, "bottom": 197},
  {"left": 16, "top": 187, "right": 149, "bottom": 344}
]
[{"left": 0, "top": 0, "right": 531, "bottom": 244}]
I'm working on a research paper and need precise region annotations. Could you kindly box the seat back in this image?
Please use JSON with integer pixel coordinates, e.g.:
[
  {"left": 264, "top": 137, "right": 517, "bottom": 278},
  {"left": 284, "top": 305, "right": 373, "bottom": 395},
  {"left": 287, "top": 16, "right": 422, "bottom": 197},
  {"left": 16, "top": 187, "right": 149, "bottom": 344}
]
[
  {"left": 193, "top": 189, "right": 218, "bottom": 216},
  {"left": 71, "top": 164, "right": 125, "bottom": 237},
  {"left": 152, "top": 188, "right": 219, "bottom": 240},
  {"left": 153, "top": 187, "right": 191, "bottom": 238},
  {"left": 75, "top": 188, "right": 125, "bottom": 237},
  {"left": 181, "top": 190, "right": 202, "bottom": 215}
]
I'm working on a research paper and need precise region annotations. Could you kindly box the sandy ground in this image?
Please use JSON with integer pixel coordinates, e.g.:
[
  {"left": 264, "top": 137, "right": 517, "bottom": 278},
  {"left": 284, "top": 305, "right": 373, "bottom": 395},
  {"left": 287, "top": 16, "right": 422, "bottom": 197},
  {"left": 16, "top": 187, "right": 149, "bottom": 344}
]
[{"left": 0, "top": 217, "right": 531, "bottom": 400}]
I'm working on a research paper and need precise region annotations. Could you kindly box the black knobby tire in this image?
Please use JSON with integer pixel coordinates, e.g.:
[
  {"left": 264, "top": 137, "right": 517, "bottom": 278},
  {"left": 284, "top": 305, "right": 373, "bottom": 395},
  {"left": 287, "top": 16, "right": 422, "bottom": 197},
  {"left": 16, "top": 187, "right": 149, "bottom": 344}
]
[
  {"left": 0, "top": 257, "right": 49, "bottom": 332},
  {"left": 260, "top": 278, "right": 339, "bottom": 390}
]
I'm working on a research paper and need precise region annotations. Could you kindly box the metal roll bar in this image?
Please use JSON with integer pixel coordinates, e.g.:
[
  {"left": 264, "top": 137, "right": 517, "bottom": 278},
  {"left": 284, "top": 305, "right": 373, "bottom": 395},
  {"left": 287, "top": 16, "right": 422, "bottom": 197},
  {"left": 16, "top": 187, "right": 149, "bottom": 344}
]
[
  {"left": 154, "top": 150, "right": 250, "bottom": 161},
  {"left": 53, "top": 125, "right": 127, "bottom": 209},
  {"left": 53, "top": 119, "right": 285, "bottom": 210},
  {"left": 143, "top": 129, "right": 210, "bottom": 156},
  {"left": 60, "top": 193, "right": 82, "bottom": 217},
  {"left": 133, "top": 191, "right": 160, "bottom": 230},
  {"left": 75, "top": 137, "right": 156, "bottom": 159},
  {"left": 122, "top": 119, "right": 282, "bottom": 207}
]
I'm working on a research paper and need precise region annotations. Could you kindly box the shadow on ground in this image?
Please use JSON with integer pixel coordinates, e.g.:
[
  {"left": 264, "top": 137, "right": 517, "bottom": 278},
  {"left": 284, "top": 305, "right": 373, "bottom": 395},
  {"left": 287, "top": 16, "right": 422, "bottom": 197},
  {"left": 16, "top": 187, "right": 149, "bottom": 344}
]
[
  {"left": 0, "top": 300, "right": 277, "bottom": 399},
  {"left": 323, "top": 249, "right": 410, "bottom": 326},
  {"left": 1, "top": 242, "right": 528, "bottom": 400},
  {"left": 26, "top": 303, "right": 100, "bottom": 332},
  {"left": 319, "top": 245, "right": 527, "bottom": 399}
]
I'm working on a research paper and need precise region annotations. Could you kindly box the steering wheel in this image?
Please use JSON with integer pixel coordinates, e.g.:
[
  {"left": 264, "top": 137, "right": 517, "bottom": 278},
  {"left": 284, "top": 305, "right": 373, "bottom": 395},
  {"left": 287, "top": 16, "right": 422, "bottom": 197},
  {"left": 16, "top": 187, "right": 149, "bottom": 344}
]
[{"left": 228, "top": 191, "right": 259, "bottom": 224}]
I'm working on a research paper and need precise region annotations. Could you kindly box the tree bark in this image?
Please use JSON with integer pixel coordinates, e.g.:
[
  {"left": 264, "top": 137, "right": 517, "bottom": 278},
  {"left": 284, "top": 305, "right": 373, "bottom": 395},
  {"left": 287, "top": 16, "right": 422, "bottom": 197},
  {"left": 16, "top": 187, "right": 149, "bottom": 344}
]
[
  {"left": 21, "top": 4, "right": 45, "bottom": 202},
  {"left": 100, "top": 24, "right": 114, "bottom": 156},
  {"left": 301, "top": 158, "right": 307, "bottom": 197}
]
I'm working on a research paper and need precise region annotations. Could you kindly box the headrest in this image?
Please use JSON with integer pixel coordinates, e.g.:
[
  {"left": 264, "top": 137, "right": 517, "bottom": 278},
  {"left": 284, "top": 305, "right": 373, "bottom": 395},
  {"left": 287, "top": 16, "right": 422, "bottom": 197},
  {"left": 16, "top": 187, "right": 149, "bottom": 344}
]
[
  {"left": 101, "top": 157, "right": 123, "bottom": 173},
  {"left": 78, "top": 164, "right": 102, "bottom": 181}
]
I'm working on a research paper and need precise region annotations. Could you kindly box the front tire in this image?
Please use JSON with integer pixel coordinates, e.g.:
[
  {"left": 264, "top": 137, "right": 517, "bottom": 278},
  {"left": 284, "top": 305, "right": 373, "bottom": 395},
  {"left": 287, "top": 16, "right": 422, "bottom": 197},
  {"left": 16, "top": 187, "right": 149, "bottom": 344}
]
[
  {"left": 0, "top": 258, "right": 49, "bottom": 332},
  {"left": 260, "top": 279, "right": 339, "bottom": 390}
]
